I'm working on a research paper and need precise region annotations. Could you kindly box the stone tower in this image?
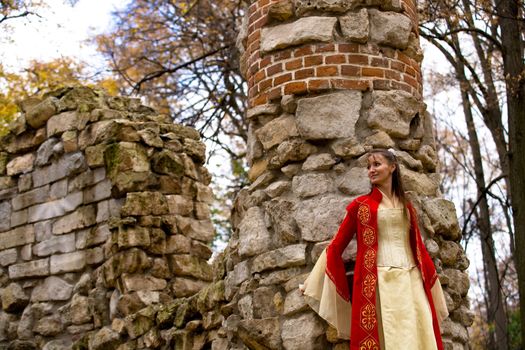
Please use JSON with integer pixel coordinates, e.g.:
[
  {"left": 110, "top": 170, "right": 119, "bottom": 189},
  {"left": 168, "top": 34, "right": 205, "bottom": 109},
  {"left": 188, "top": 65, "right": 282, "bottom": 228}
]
[{"left": 227, "top": 0, "right": 472, "bottom": 349}]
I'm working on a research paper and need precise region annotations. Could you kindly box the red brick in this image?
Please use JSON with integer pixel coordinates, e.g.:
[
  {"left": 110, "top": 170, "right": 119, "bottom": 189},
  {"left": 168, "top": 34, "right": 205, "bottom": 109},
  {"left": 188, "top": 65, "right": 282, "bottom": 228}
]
[
  {"left": 362, "top": 67, "right": 385, "bottom": 78},
  {"left": 341, "top": 65, "right": 361, "bottom": 77},
  {"left": 347, "top": 54, "right": 369, "bottom": 65},
  {"left": 331, "top": 79, "right": 371, "bottom": 91},
  {"left": 284, "top": 81, "right": 308, "bottom": 95},
  {"left": 253, "top": 16, "right": 268, "bottom": 30},
  {"left": 274, "top": 73, "right": 293, "bottom": 86},
  {"left": 294, "top": 46, "right": 314, "bottom": 57},
  {"left": 308, "top": 79, "right": 331, "bottom": 92},
  {"left": 403, "top": 74, "right": 418, "bottom": 89},
  {"left": 315, "top": 43, "right": 336, "bottom": 53},
  {"left": 304, "top": 55, "right": 324, "bottom": 67},
  {"left": 391, "top": 60, "right": 405, "bottom": 72},
  {"left": 338, "top": 43, "right": 359, "bottom": 53},
  {"left": 267, "top": 63, "right": 283, "bottom": 76},
  {"left": 254, "top": 70, "right": 266, "bottom": 84},
  {"left": 275, "top": 49, "right": 292, "bottom": 60},
  {"left": 371, "top": 57, "right": 389, "bottom": 68},
  {"left": 249, "top": 62, "right": 260, "bottom": 76},
  {"left": 325, "top": 54, "right": 346, "bottom": 64},
  {"left": 268, "top": 87, "right": 282, "bottom": 101},
  {"left": 294, "top": 68, "right": 315, "bottom": 80},
  {"left": 316, "top": 66, "right": 338, "bottom": 77},
  {"left": 285, "top": 58, "right": 303, "bottom": 70},
  {"left": 260, "top": 0, "right": 270, "bottom": 6},
  {"left": 259, "top": 78, "right": 273, "bottom": 92},
  {"left": 373, "top": 79, "right": 391, "bottom": 90},
  {"left": 260, "top": 56, "right": 272, "bottom": 69},
  {"left": 397, "top": 52, "right": 413, "bottom": 66},
  {"left": 385, "top": 69, "right": 401, "bottom": 81},
  {"left": 252, "top": 92, "right": 268, "bottom": 107},
  {"left": 405, "top": 65, "right": 417, "bottom": 77}
]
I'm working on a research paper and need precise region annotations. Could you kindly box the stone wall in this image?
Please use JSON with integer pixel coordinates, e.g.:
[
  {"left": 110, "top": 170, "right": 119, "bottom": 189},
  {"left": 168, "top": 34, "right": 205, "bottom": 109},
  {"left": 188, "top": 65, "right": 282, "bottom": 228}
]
[
  {"left": 224, "top": 0, "right": 472, "bottom": 349},
  {"left": 0, "top": 87, "right": 218, "bottom": 349}
]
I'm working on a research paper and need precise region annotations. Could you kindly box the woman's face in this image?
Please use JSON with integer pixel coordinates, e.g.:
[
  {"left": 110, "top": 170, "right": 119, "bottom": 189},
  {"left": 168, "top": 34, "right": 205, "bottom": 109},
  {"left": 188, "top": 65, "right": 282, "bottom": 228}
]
[{"left": 367, "top": 154, "right": 395, "bottom": 187}]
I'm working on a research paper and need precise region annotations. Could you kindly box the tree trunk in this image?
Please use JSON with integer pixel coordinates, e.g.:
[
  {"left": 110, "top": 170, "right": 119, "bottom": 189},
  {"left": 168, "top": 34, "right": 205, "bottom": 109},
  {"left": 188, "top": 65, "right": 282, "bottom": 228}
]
[
  {"left": 495, "top": 0, "right": 525, "bottom": 345},
  {"left": 453, "top": 40, "right": 509, "bottom": 348}
]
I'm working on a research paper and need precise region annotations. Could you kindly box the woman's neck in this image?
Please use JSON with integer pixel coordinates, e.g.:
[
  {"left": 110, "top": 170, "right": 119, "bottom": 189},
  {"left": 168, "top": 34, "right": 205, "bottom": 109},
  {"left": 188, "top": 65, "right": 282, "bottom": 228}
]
[{"left": 376, "top": 184, "right": 393, "bottom": 198}]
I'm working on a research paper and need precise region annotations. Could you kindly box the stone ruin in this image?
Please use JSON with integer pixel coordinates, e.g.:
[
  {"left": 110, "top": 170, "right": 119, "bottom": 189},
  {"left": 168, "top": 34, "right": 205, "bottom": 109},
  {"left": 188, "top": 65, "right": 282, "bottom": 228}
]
[{"left": 0, "top": 0, "right": 472, "bottom": 349}]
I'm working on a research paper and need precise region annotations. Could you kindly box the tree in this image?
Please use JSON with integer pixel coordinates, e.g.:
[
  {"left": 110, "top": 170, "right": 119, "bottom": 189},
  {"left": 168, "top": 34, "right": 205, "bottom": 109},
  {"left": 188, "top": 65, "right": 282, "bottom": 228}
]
[
  {"left": 0, "top": 0, "right": 40, "bottom": 25},
  {"left": 94, "top": 0, "right": 248, "bottom": 163},
  {"left": 420, "top": 0, "right": 524, "bottom": 347}
]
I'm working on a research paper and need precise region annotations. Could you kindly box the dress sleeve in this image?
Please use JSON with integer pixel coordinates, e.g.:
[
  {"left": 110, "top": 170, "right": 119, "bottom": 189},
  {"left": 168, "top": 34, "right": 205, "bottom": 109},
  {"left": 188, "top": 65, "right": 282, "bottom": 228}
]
[
  {"left": 302, "top": 200, "right": 357, "bottom": 340},
  {"left": 326, "top": 201, "right": 358, "bottom": 301}
]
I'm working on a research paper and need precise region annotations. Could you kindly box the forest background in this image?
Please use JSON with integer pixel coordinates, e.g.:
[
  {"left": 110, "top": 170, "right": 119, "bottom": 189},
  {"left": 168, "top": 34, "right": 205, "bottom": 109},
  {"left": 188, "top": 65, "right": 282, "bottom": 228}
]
[{"left": 1, "top": 1, "right": 524, "bottom": 349}]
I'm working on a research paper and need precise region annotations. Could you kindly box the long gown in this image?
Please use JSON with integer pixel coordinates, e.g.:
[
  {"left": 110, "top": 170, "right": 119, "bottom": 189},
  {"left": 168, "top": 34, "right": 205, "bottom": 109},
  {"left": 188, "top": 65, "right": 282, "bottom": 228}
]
[{"left": 302, "top": 193, "right": 448, "bottom": 349}]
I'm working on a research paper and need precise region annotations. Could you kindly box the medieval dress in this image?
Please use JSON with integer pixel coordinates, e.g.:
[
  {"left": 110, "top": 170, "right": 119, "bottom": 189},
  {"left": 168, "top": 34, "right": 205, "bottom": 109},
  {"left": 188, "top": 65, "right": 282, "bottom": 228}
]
[{"left": 303, "top": 187, "right": 449, "bottom": 350}]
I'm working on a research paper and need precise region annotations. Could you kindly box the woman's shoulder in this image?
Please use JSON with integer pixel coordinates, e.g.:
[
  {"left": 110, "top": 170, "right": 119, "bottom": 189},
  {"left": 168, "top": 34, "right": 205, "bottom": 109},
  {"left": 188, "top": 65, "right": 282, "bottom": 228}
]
[{"left": 345, "top": 192, "right": 374, "bottom": 211}]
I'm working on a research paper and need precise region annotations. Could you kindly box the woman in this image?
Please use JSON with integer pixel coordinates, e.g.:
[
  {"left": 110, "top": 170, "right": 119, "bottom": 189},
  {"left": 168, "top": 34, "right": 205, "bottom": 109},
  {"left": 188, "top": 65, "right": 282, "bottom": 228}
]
[{"left": 301, "top": 149, "right": 449, "bottom": 350}]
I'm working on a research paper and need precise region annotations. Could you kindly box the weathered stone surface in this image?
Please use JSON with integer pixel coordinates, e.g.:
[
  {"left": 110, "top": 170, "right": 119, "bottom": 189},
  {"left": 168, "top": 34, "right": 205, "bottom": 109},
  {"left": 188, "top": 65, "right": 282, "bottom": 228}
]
[
  {"left": 31, "top": 276, "right": 73, "bottom": 302},
  {"left": 0, "top": 201, "right": 11, "bottom": 232},
  {"left": 367, "top": 90, "right": 421, "bottom": 138},
  {"left": 302, "top": 153, "right": 336, "bottom": 171},
  {"left": 265, "top": 199, "right": 299, "bottom": 243},
  {"left": 62, "top": 130, "right": 77, "bottom": 153},
  {"left": 261, "top": 16, "right": 337, "bottom": 54},
  {"left": 440, "top": 241, "right": 463, "bottom": 267},
  {"left": 76, "top": 224, "right": 111, "bottom": 249},
  {"left": 292, "top": 173, "right": 334, "bottom": 198},
  {"left": 369, "top": 9, "right": 412, "bottom": 49},
  {"left": 0, "top": 225, "right": 35, "bottom": 250},
  {"left": 34, "top": 315, "right": 62, "bottom": 336},
  {"left": 28, "top": 192, "right": 83, "bottom": 222},
  {"left": 281, "top": 313, "right": 326, "bottom": 350},
  {"left": 122, "top": 274, "right": 167, "bottom": 292},
  {"left": 295, "top": 0, "right": 358, "bottom": 15},
  {"left": 255, "top": 114, "right": 299, "bottom": 150},
  {"left": 401, "top": 166, "right": 439, "bottom": 196},
  {"left": 268, "top": 0, "right": 294, "bottom": 21},
  {"left": 25, "top": 98, "right": 57, "bottom": 129},
  {"left": 6, "top": 153, "right": 35, "bottom": 176},
  {"left": 416, "top": 144, "right": 438, "bottom": 171},
  {"left": 32, "top": 233, "right": 75, "bottom": 257},
  {"left": 151, "top": 149, "right": 185, "bottom": 177},
  {"left": 364, "top": 130, "right": 395, "bottom": 148},
  {"left": 118, "top": 226, "right": 151, "bottom": 248},
  {"left": 272, "top": 139, "right": 317, "bottom": 166},
  {"left": 259, "top": 267, "right": 303, "bottom": 286},
  {"left": 32, "top": 152, "right": 87, "bottom": 187},
  {"left": 47, "top": 111, "right": 82, "bottom": 138},
  {"left": 238, "top": 318, "right": 281, "bottom": 349},
  {"left": 396, "top": 150, "right": 423, "bottom": 170},
  {"left": 225, "top": 260, "right": 251, "bottom": 289},
  {"left": 246, "top": 104, "right": 280, "bottom": 120},
  {"left": 0, "top": 248, "right": 17, "bottom": 266},
  {"left": 339, "top": 9, "right": 369, "bottom": 43},
  {"left": 9, "top": 259, "right": 49, "bottom": 279},
  {"left": 443, "top": 269, "right": 469, "bottom": 297},
  {"left": 238, "top": 207, "right": 271, "bottom": 257},
  {"left": 35, "top": 138, "right": 61, "bottom": 166},
  {"left": 52, "top": 205, "right": 96, "bottom": 234},
  {"left": 176, "top": 217, "right": 215, "bottom": 243},
  {"left": 104, "top": 141, "right": 150, "bottom": 178},
  {"left": 283, "top": 288, "right": 308, "bottom": 315},
  {"left": 423, "top": 198, "right": 461, "bottom": 241},
  {"left": 10, "top": 209, "right": 26, "bottom": 228},
  {"left": 166, "top": 195, "right": 193, "bottom": 216},
  {"left": 169, "top": 255, "right": 213, "bottom": 281},
  {"left": 83, "top": 179, "right": 112, "bottom": 203},
  {"left": 264, "top": 180, "right": 291, "bottom": 198},
  {"left": 50, "top": 251, "right": 86, "bottom": 274},
  {"left": 336, "top": 166, "right": 370, "bottom": 195},
  {"left": 295, "top": 194, "right": 349, "bottom": 241},
  {"left": 50, "top": 179, "right": 67, "bottom": 200},
  {"left": 121, "top": 192, "right": 169, "bottom": 216},
  {"left": 42, "top": 339, "right": 72, "bottom": 350},
  {"left": 441, "top": 318, "right": 469, "bottom": 343},
  {"left": 296, "top": 91, "right": 361, "bottom": 140},
  {"left": 1, "top": 283, "right": 29, "bottom": 312},
  {"left": 89, "top": 326, "right": 122, "bottom": 350},
  {"left": 70, "top": 294, "right": 93, "bottom": 325},
  {"left": 171, "top": 277, "right": 209, "bottom": 298},
  {"left": 252, "top": 244, "right": 307, "bottom": 273}
]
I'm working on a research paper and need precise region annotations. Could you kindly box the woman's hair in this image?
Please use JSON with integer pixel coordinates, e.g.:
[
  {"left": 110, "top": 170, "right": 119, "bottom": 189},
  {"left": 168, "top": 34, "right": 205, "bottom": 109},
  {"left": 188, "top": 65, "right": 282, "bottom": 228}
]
[{"left": 367, "top": 148, "right": 408, "bottom": 209}]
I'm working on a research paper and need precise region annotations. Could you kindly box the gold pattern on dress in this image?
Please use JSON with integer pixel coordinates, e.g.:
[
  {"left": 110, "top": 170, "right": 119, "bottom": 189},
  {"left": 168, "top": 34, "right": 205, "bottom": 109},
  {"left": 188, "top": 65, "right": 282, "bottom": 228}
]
[
  {"left": 358, "top": 205, "right": 370, "bottom": 224},
  {"left": 363, "top": 274, "right": 376, "bottom": 299},
  {"left": 360, "top": 303, "right": 377, "bottom": 332},
  {"left": 363, "top": 227, "right": 375, "bottom": 246},
  {"left": 359, "top": 337, "right": 380, "bottom": 350},
  {"left": 364, "top": 249, "right": 376, "bottom": 270}
]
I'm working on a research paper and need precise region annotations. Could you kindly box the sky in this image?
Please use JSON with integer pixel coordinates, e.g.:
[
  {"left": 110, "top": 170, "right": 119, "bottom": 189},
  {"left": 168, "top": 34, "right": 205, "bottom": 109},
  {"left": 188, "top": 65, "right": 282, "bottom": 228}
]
[{"left": 0, "top": 0, "right": 129, "bottom": 72}]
